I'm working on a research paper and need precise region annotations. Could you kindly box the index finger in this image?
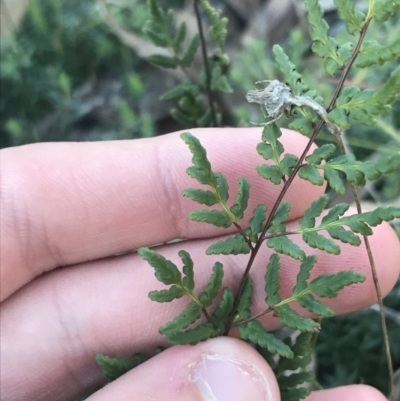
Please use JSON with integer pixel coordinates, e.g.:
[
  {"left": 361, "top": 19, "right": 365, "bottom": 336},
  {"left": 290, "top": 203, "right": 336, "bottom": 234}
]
[{"left": 1, "top": 127, "right": 324, "bottom": 300}]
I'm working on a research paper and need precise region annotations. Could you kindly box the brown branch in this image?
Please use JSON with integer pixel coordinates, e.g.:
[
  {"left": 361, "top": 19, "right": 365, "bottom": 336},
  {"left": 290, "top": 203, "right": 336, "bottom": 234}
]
[
  {"left": 232, "top": 307, "right": 274, "bottom": 327},
  {"left": 193, "top": 0, "right": 218, "bottom": 126}
]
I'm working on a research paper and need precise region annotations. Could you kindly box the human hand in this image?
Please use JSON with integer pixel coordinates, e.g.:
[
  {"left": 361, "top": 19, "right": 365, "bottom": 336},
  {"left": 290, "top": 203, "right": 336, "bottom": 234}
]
[{"left": 1, "top": 128, "right": 399, "bottom": 401}]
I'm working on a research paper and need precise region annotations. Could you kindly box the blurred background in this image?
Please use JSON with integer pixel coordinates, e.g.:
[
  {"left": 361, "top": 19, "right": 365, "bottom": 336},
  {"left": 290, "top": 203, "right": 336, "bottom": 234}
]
[{"left": 1, "top": 0, "right": 399, "bottom": 397}]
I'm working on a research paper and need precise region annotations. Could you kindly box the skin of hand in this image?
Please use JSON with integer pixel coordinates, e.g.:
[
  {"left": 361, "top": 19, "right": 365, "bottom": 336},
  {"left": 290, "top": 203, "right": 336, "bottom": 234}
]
[{"left": 1, "top": 127, "right": 399, "bottom": 401}]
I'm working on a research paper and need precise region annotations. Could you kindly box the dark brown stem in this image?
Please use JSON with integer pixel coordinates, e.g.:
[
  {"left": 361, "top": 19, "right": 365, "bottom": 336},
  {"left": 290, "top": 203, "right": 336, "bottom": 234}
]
[
  {"left": 193, "top": 0, "right": 218, "bottom": 126},
  {"left": 327, "top": 18, "right": 371, "bottom": 112},
  {"left": 328, "top": 17, "right": 394, "bottom": 400},
  {"left": 202, "top": 308, "right": 213, "bottom": 324},
  {"left": 334, "top": 137, "right": 395, "bottom": 401},
  {"left": 232, "top": 307, "right": 274, "bottom": 327},
  {"left": 224, "top": 120, "right": 325, "bottom": 334}
]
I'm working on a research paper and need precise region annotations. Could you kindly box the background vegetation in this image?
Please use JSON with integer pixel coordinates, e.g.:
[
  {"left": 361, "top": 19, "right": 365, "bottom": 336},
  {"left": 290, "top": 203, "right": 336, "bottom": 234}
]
[{"left": 1, "top": 0, "right": 399, "bottom": 397}]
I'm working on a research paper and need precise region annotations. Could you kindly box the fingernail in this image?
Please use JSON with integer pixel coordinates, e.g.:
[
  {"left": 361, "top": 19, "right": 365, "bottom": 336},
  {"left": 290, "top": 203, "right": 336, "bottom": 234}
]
[{"left": 190, "top": 354, "right": 272, "bottom": 401}]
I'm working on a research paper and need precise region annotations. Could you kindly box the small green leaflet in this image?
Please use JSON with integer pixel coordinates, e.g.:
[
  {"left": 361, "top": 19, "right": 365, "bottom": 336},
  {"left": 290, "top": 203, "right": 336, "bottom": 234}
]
[
  {"left": 206, "top": 235, "right": 250, "bottom": 255},
  {"left": 267, "top": 236, "right": 306, "bottom": 261},
  {"left": 159, "top": 301, "right": 202, "bottom": 335},
  {"left": 182, "top": 188, "right": 218, "bottom": 206},
  {"left": 139, "top": 248, "right": 198, "bottom": 304},
  {"left": 212, "top": 287, "right": 234, "bottom": 328},
  {"left": 280, "top": 387, "right": 311, "bottom": 401},
  {"left": 328, "top": 65, "right": 400, "bottom": 128},
  {"left": 230, "top": 177, "right": 250, "bottom": 221},
  {"left": 235, "top": 276, "right": 253, "bottom": 321},
  {"left": 256, "top": 124, "right": 299, "bottom": 184},
  {"left": 308, "top": 271, "right": 366, "bottom": 298},
  {"left": 198, "top": 262, "right": 224, "bottom": 307},
  {"left": 148, "top": 54, "right": 178, "bottom": 69},
  {"left": 149, "top": 285, "right": 185, "bottom": 302},
  {"left": 248, "top": 204, "right": 267, "bottom": 242},
  {"left": 356, "top": 40, "right": 400, "bottom": 68},
  {"left": 180, "top": 250, "right": 195, "bottom": 290},
  {"left": 181, "top": 132, "right": 215, "bottom": 186},
  {"left": 334, "top": 0, "right": 364, "bottom": 34},
  {"left": 138, "top": 247, "right": 182, "bottom": 285},
  {"left": 181, "top": 33, "right": 200, "bottom": 67},
  {"left": 166, "top": 321, "right": 217, "bottom": 345},
  {"left": 188, "top": 209, "right": 232, "bottom": 228},
  {"left": 296, "top": 198, "right": 400, "bottom": 253},
  {"left": 304, "top": 0, "right": 348, "bottom": 75},
  {"left": 238, "top": 321, "right": 294, "bottom": 358},
  {"left": 160, "top": 80, "right": 199, "bottom": 102},
  {"left": 272, "top": 45, "right": 309, "bottom": 95},
  {"left": 374, "top": 0, "right": 400, "bottom": 22},
  {"left": 265, "top": 253, "right": 282, "bottom": 306},
  {"left": 95, "top": 354, "right": 140, "bottom": 382},
  {"left": 276, "top": 304, "right": 320, "bottom": 332}
]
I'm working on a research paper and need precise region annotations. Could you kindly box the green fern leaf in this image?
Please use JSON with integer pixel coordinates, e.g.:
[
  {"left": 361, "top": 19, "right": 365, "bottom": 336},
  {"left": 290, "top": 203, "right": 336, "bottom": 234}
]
[
  {"left": 238, "top": 321, "right": 294, "bottom": 358},
  {"left": 289, "top": 115, "right": 315, "bottom": 136},
  {"left": 293, "top": 256, "right": 317, "bottom": 294},
  {"left": 305, "top": 0, "right": 344, "bottom": 75},
  {"left": 138, "top": 247, "right": 181, "bottom": 285},
  {"left": 320, "top": 203, "right": 349, "bottom": 225},
  {"left": 356, "top": 40, "right": 400, "bottom": 68},
  {"left": 298, "top": 294, "right": 335, "bottom": 317},
  {"left": 206, "top": 235, "right": 250, "bottom": 255},
  {"left": 257, "top": 123, "right": 284, "bottom": 162},
  {"left": 272, "top": 45, "right": 309, "bottom": 95},
  {"left": 334, "top": 0, "right": 365, "bottom": 34},
  {"left": 180, "top": 250, "right": 195, "bottom": 290},
  {"left": 267, "top": 236, "right": 306, "bottom": 261},
  {"left": 199, "top": 0, "right": 228, "bottom": 48},
  {"left": 198, "top": 262, "right": 224, "bottom": 307},
  {"left": 181, "top": 132, "right": 214, "bottom": 185},
  {"left": 280, "top": 386, "right": 311, "bottom": 401},
  {"left": 298, "top": 164, "right": 324, "bottom": 186},
  {"left": 160, "top": 81, "right": 199, "bottom": 101},
  {"left": 355, "top": 205, "right": 400, "bottom": 227},
  {"left": 173, "top": 21, "right": 187, "bottom": 52},
  {"left": 188, "top": 209, "right": 232, "bottom": 228},
  {"left": 181, "top": 33, "right": 200, "bottom": 67},
  {"left": 302, "top": 232, "right": 341, "bottom": 254},
  {"left": 299, "top": 195, "right": 329, "bottom": 229},
  {"left": 265, "top": 253, "right": 282, "bottom": 306},
  {"left": 143, "top": 24, "right": 169, "bottom": 47},
  {"left": 212, "top": 287, "right": 234, "bottom": 326},
  {"left": 269, "top": 201, "right": 291, "bottom": 233},
  {"left": 159, "top": 301, "right": 202, "bottom": 335},
  {"left": 149, "top": 285, "right": 185, "bottom": 302},
  {"left": 306, "top": 143, "right": 336, "bottom": 164},
  {"left": 215, "top": 172, "right": 229, "bottom": 203},
  {"left": 276, "top": 304, "right": 320, "bottom": 332},
  {"left": 171, "top": 108, "right": 195, "bottom": 127},
  {"left": 278, "top": 371, "right": 315, "bottom": 389},
  {"left": 95, "top": 354, "right": 136, "bottom": 382},
  {"left": 248, "top": 204, "right": 267, "bottom": 242},
  {"left": 230, "top": 177, "right": 250, "bottom": 220},
  {"left": 329, "top": 66, "right": 400, "bottom": 127},
  {"left": 374, "top": 0, "right": 400, "bottom": 22},
  {"left": 166, "top": 321, "right": 216, "bottom": 345},
  {"left": 257, "top": 124, "right": 299, "bottom": 183},
  {"left": 324, "top": 168, "right": 346, "bottom": 194},
  {"left": 148, "top": 54, "right": 178, "bottom": 69},
  {"left": 308, "top": 271, "right": 365, "bottom": 298},
  {"left": 182, "top": 188, "right": 218, "bottom": 206},
  {"left": 210, "top": 64, "right": 233, "bottom": 93},
  {"left": 235, "top": 276, "right": 253, "bottom": 320},
  {"left": 327, "top": 226, "right": 361, "bottom": 246},
  {"left": 256, "top": 164, "right": 284, "bottom": 185}
]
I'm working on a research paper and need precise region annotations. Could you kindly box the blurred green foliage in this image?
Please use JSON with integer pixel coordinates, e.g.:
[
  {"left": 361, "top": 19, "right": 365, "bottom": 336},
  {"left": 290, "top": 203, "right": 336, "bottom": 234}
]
[
  {"left": 1, "top": 0, "right": 399, "bottom": 398},
  {"left": 0, "top": 0, "right": 154, "bottom": 147}
]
